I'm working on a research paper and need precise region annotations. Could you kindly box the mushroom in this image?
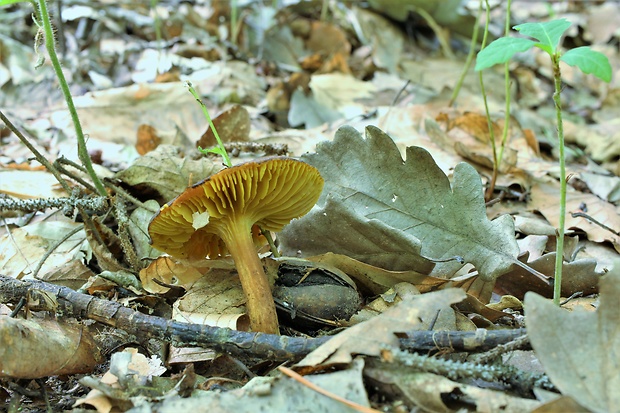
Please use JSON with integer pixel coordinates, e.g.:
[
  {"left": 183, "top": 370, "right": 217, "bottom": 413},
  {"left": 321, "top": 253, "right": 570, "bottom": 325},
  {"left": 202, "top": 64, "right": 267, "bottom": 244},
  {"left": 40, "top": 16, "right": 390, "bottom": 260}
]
[{"left": 148, "top": 157, "right": 324, "bottom": 334}]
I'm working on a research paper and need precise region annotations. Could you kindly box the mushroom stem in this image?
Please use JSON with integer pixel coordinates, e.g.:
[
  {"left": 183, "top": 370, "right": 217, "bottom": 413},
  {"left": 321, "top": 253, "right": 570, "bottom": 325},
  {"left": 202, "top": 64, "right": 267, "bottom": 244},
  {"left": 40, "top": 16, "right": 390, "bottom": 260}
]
[{"left": 225, "top": 220, "right": 279, "bottom": 334}]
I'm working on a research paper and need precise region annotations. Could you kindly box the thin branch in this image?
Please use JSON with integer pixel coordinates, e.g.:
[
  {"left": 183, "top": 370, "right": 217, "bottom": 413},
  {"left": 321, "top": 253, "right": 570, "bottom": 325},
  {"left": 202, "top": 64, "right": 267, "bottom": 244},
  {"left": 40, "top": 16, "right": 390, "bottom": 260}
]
[{"left": 0, "top": 275, "right": 529, "bottom": 361}]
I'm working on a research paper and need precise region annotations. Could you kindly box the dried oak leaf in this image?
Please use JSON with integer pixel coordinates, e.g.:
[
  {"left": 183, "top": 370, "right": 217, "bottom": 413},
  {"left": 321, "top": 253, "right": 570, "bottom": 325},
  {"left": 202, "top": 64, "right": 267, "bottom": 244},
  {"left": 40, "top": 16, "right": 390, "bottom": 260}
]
[{"left": 280, "top": 125, "right": 519, "bottom": 281}]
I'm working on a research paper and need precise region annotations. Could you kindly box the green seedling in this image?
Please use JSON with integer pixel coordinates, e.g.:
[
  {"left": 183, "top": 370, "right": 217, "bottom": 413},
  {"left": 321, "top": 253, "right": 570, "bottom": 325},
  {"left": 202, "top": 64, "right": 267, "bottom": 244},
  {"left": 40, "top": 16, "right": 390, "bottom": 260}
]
[{"left": 475, "top": 18, "right": 612, "bottom": 305}]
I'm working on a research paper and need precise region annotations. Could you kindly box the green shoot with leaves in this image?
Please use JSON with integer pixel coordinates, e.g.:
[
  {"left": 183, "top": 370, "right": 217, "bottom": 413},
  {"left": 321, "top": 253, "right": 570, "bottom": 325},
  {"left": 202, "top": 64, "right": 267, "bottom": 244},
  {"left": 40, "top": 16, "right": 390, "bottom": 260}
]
[{"left": 475, "top": 18, "right": 612, "bottom": 306}]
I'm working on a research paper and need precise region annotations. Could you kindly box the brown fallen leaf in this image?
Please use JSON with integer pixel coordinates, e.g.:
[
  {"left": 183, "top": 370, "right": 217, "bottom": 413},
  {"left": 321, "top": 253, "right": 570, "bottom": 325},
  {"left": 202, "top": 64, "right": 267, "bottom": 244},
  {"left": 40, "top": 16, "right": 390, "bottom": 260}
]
[
  {"left": 0, "top": 316, "right": 103, "bottom": 378},
  {"left": 135, "top": 124, "right": 162, "bottom": 155},
  {"left": 196, "top": 104, "right": 251, "bottom": 149},
  {"left": 306, "top": 252, "right": 443, "bottom": 296},
  {"left": 530, "top": 180, "right": 620, "bottom": 252},
  {"left": 495, "top": 251, "right": 602, "bottom": 299}
]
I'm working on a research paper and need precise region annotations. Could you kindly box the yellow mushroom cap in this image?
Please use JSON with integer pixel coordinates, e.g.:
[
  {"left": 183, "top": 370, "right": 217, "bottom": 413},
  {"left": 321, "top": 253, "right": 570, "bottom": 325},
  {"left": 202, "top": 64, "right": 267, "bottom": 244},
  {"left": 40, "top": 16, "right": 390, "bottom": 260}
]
[{"left": 148, "top": 157, "right": 324, "bottom": 260}]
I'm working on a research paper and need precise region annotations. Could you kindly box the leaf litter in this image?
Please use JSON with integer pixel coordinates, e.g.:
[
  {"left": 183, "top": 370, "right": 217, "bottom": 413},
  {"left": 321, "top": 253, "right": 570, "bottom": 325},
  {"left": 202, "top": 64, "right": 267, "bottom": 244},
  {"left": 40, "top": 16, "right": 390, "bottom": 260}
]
[{"left": 0, "top": 0, "right": 619, "bottom": 411}]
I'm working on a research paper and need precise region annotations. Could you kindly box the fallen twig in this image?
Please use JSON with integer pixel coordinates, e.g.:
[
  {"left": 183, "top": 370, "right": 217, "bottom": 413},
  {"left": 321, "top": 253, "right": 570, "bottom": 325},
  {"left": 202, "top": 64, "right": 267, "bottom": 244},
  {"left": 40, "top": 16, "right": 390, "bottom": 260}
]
[{"left": 0, "top": 275, "right": 528, "bottom": 361}]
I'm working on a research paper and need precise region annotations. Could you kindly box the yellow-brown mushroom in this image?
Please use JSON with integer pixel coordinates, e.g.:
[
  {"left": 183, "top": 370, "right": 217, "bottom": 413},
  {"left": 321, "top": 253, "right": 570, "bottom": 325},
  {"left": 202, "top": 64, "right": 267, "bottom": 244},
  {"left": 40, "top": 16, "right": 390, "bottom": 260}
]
[{"left": 148, "top": 157, "right": 324, "bottom": 334}]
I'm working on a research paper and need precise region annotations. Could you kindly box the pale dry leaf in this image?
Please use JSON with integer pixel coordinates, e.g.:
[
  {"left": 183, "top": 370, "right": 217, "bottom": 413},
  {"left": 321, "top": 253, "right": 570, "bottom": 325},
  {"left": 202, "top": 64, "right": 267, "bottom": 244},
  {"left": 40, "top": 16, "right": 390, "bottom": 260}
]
[
  {"left": 52, "top": 82, "right": 205, "bottom": 146},
  {"left": 0, "top": 170, "right": 68, "bottom": 199},
  {"left": 525, "top": 270, "right": 620, "bottom": 413},
  {"left": 0, "top": 221, "right": 88, "bottom": 279},
  {"left": 364, "top": 368, "right": 541, "bottom": 413},
  {"left": 115, "top": 144, "right": 222, "bottom": 202},
  {"left": 309, "top": 73, "right": 376, "bottom": 111},
  {"left": 173, "top": 268, "right": 247, "bottom": 325},
  {"left": 351, "top": 7, "right": 404, "bottom": 73},
  {"left": 530, "top": 180, "right": 620, "bottom": 252},
  {"left": 288, "top": 89, "right": 342, "bottom": 128},
  {"left": 295, "top": 288, "right": 466, "bottom": 369},
  {"left": 280, "top": 126, "right": 520, "bottom": 281}
]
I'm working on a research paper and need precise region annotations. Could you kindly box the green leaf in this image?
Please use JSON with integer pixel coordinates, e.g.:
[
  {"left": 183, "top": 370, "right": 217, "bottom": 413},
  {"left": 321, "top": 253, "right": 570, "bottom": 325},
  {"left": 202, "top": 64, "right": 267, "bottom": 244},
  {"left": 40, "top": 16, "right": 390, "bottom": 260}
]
[
  {"left": 279, "top": 126, "right": 520, "bottom": 281},
  {"left": 475, "top": 37, "right": 535, "bottom": 71},
  {"left": 0, "top": 0, "right": 30, "bottom": 5},
  {"left": 513, "top": 18, "right": 572, "bottom": 54},
  {"left": 561, "top": 47, "right": 612, "bottom": 82},
  {"left": 525, "top": 269, "right": 620, "bottom": 413}
]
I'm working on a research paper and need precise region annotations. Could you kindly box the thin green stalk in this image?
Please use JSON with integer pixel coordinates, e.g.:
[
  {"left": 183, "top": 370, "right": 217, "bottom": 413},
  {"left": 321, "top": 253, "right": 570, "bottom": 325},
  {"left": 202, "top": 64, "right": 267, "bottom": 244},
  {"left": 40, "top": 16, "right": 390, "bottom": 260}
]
[
  {"left": 449, "top": 0, "right": 483, "bottom": 107},
  {"left": 477, "top": 0, "right": 498, "bottom": 199},
  {"left": 230, "top": 0, "right": 238, "bottom": 45},
  {"left": 186, "top": 81, "right": 232, "bottom": 167},
  {"left": 497, "top": 0, "right": 512, "bottom": 167},
  {"left": 552, "top": 54, "right": 566, "bottom": 306},
  {"left": 320, "top": 0, "right": 328, "bottom": 21},
  {"left": 150, "top": 0, "right": 162, "bottom": 47},
  {"left": 35, "top": 0, "right": 107, "bottom": 196}
]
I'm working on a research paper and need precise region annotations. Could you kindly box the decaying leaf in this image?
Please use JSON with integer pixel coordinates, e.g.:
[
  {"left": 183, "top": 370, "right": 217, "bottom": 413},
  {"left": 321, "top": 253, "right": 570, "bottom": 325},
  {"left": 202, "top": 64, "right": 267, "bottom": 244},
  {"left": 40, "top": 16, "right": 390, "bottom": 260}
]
[
  {"left": 363, "top": 368, "right": 541, "bottom": 413},
  {"left": 280, "top": 126, "right": 520, "bottom": 281},
  {"left": 495, "top": 252, "right": 603, "bottom": 299},
  {"left": 115, "top": 144, "right": 222, "bottom": 202},
  {"left": 173, "top": 267, "right": 248, "bottom": 328},
  {"left": 0, "top": 317, "right": 103, "bottom": 378},
  {"left": 531, "top": 180, "right": 620, "bottom": 252},
  {"left": 295, "top": 288, "right": 466, "bottom": 370},
  {"left": 307, "top": 252, "right": 444, "bottom": 296},
  {"left": 196, "top": 104, "right": 251, "bottom": 149},
  {"left": 139, "top": 256, "right": 209, "bottom": 294},
  {"left": 525, "top": 270, "right": 620, "bottom": 413}
]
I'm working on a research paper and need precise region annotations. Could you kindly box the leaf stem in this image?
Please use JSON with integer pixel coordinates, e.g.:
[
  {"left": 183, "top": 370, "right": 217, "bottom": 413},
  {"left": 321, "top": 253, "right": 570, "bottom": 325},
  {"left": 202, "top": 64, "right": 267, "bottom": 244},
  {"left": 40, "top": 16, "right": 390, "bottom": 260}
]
[
  {"left": 497, "top": 0, "right": 512, "bottom": 172},
  {"left": 552, "top": 53, "right": 566, "bottom": 306},
  {"left": 35, "top": 0, "right": 107, "bottom": 197},
  {"left": 449, "top": 0, "right": 483, "bottom": 107}
]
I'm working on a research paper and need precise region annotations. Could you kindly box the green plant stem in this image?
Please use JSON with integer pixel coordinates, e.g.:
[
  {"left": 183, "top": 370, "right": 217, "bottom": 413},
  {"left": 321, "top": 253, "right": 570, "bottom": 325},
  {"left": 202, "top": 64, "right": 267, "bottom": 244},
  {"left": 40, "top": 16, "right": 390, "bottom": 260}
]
[
  {"left": 230, "top": 0, "right": 238, "bottom": 46},
  {"left": 449, "top": 0, "right": 483, "bottom": 107},
  {"left": 186, "top": 81, "right": 232, "bottom": 167},
  {"left": 477, "top": 0, "right": 498, "bottom": 200},
  {"left": 497, "top": 0, "right": 512, "bottom": 174},
  {"left": 320, "top": 0, "right": 328, "bottom": 21},
  {"left": 552, "top": 53, "right": 566, "bottom": 306},
  {"left": 150, "top": 0, "right": 162, "bottom": 46},
  {"left": 412, "top": 6, "right": 454, "bottom": 59},
  {"left": 35, "top": 0, "right": 107, "bottom": 197}
]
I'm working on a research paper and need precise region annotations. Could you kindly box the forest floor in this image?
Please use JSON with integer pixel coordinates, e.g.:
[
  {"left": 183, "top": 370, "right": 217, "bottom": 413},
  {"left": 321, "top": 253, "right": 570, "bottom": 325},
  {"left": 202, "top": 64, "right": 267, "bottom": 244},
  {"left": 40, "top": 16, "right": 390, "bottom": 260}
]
[{"left": 0, "top": 1, "right": 619, "bottom": 412}]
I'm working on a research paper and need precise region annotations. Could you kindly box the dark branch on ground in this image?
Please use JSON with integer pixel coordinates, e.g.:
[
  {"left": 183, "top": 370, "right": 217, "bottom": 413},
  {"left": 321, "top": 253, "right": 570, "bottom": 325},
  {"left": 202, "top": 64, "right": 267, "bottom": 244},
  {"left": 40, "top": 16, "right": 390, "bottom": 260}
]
[{"left": 0, "top": 275, "right": 528, "bottom": 361}]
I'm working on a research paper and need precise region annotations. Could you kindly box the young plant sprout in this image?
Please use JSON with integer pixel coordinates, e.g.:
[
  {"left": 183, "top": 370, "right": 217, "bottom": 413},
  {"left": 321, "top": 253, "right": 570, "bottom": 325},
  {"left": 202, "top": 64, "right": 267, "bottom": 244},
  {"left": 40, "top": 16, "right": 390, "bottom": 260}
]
[{"left": 476, "top": 18, "right": 611, "bottom": 305}]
